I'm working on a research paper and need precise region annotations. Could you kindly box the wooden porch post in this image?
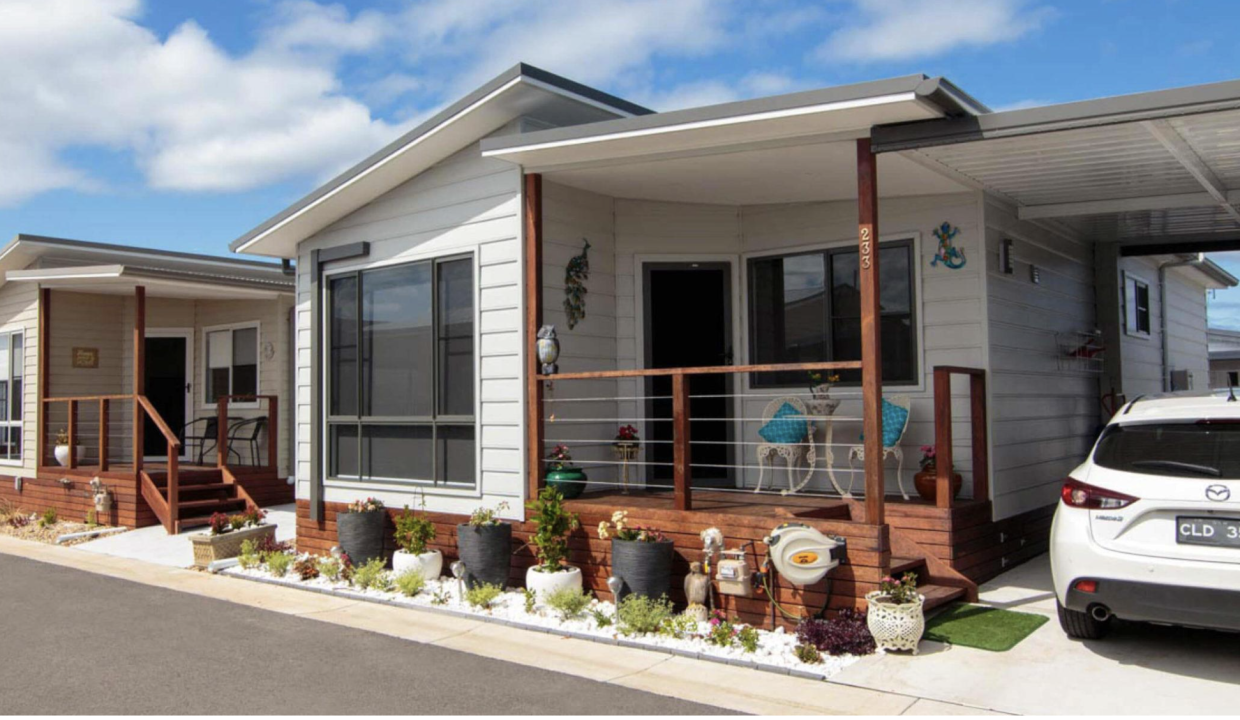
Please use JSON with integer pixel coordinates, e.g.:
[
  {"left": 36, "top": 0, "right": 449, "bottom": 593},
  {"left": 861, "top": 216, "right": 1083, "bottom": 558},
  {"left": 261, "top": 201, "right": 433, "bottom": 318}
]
[
  {"left": 525, "top": 173, "right": 545, "bottom": 502},
  {"left": 37, "top": 288, "right": 49, "bottom": 467},
  {"left": 856, "top": 138, "right": 885, "bottom": 526},
  {"left": 934, "top": 367, "right": 954, "bottom": 509},
  {"left": 133, "top": 285, "right": 145, "bottom": 475},
  {"left": 672, "top": 373, "right": 692, "bottom": 511}
]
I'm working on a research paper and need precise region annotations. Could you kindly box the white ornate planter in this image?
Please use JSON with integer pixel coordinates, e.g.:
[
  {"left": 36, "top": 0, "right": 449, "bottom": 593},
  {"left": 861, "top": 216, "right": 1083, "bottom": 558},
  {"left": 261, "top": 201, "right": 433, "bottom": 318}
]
[
  {"left": 525, "top": 565, "right": 583, "bottom": 598},
  {"left": 392, "top": 549, "right": 443, "bottom": 579},
  {"left": 865, "top": 591, "right": 925, "bottom": 654},
  {"left": 54, "top": 445, "right": 85, "bottom": 467}
]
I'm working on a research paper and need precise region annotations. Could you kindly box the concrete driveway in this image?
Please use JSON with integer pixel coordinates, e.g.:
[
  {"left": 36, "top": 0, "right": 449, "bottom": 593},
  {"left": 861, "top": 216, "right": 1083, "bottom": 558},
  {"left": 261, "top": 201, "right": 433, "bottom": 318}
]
[{"left": 832, "top": 554, "right": 1240, "bottom": 715}]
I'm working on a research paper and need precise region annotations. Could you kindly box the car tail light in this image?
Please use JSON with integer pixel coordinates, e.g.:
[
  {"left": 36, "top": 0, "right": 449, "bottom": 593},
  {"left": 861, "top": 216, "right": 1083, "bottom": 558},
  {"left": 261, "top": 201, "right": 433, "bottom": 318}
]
[
  {"left": 1073, "top": 579, "right": 1098, "bottom": 594},
  {"left": 1061, "top": 478, "right": 1138, "bottom": 510}
]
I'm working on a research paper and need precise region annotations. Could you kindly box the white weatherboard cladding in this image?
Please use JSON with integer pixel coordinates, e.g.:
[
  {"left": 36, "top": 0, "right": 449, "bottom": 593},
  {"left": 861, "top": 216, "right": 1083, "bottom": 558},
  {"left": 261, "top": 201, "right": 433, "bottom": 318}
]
[
  {"left": 294, "top": 140, "right": 524, "bottom": 518},
  {"left": 1118, "top": 255, "right": 1212, "bottom": 396},
  {"left": 983, "top": 198, "right": 1098, "bottom": 520}
]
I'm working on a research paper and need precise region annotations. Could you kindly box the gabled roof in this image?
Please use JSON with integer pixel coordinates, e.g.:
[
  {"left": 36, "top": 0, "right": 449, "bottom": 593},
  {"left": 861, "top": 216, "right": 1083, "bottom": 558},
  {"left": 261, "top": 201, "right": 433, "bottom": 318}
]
[{"left": 230, "top": 64, "right": 650, "bottom": 258}]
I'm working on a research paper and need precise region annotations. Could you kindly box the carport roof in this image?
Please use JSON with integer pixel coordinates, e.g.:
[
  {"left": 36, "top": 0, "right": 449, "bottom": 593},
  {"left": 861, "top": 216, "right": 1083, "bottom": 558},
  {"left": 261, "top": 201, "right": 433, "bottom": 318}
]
[{"left": 870, "top": 78, "right": 1240, "bottom": 244}]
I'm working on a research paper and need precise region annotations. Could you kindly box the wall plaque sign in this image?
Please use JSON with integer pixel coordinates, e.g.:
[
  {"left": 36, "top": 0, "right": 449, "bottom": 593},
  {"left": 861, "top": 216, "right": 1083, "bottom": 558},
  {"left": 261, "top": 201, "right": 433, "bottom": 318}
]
[{"left": 71, "top": 347, "right": 99, "bottom": 369}]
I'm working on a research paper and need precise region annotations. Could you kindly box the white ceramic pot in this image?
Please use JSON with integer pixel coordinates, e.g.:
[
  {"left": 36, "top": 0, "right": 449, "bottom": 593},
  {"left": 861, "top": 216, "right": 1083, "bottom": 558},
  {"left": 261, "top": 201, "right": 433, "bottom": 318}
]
[
  {"left": 54, "top": 445, "right": 85, "bottom": 467},
  {"left": 864, "top": 591, "right": 925, "bottom": 654},
  {"left": 392, "top": 549, "right": 443, "bottom": 579},
  {"left": 525, "top": 565, "right": 583, "bottom": 598}
]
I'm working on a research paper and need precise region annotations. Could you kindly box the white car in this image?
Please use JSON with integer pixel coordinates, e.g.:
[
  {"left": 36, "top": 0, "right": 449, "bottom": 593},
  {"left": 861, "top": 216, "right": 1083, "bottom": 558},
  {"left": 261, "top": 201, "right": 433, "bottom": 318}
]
[{"left": 1051, "top": 391, "right": 1240, "bottom": 639}]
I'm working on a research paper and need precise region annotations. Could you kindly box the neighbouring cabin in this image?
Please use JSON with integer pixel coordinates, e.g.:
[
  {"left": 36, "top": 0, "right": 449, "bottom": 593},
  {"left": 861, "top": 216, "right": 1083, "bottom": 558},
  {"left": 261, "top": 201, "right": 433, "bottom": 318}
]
[
  {"left": 0, "top": 236, "right": 296, "bottom": 532},
  {"left": 235, "top": 65, "right": 1238, "bottom": 627}
]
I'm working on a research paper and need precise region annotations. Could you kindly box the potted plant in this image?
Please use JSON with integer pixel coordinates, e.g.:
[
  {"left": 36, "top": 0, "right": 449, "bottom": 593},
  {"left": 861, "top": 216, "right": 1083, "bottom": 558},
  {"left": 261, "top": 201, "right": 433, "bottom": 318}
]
[
  {"left": 806, "top": 372, "right": 841, "bottom": 417},
  {"left": 544, "top": 444, "right": 586, "bottom": 499},
  {"left": 865, "top": 572, "right": 925, "bottom": 654},
  {"left": 53, "top": 428, "right": 85, "bottom": 467},
  {"left": 188, "top": 506, "right": 274, "bottom": 568},
  {"left": 612, "top": 425, "right": 640, "bottom": 494},
  {"left": 337, "top": 497, "right": 386, "bottom": 567},
  {"left": 524, "top": 486, "right": 582, "bottom": 597},
  {"left": 913, "top": 445, "right": 963, "bottom": 502},
  {"left": 598, "top": 510, "right": 673, "bottom": 603},
  {"left": 392, "top": 497, "right": 441, "bottom": 579},
  {"left": 456, "top": 501, "right": 511, "bottom": 589}
]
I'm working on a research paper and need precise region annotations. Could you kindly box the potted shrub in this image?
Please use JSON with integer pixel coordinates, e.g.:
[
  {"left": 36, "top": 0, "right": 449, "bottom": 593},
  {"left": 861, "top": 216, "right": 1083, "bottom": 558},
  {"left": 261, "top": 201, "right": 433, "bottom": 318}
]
[
  {"left": 913, "top": 445, "right": 962, "bottom": 502},
  {"left": 544, "top": 444, "right": 586, "bottom": 500},
  {"left": 456, "top": 502, "right": 511, "bottom": 589},
  {"left": 392, "top": 499, "right": 441, "bottom": 579},
  {"left": 865, "top": 572, "right": 925, "bottom": 654},
  {"left": 806, "top": 371, "right": 841, "bottom": 417},
  {"left": 189, "top": 506, "right": 274, "bottom": 568},
  {"left": 337, "top": 497, "right": 386, "bottom": 567},
  {"left": 53, "top": 428, "right": 85, "bottom": 467},
  {"left": 524, "top": 486, "right": 582, "bottom": 598},
  {"left": 598, "top": 510, "right": 673, "bottom": 603}
]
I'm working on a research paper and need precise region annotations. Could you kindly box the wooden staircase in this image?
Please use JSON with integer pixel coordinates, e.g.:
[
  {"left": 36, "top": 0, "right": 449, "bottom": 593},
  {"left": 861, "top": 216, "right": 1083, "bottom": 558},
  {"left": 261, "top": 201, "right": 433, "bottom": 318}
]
[
  {"left": 145, "top": 468, "right": 248, "bottom": 532},
  {"left": 888, "top": 555, "right": 969, "bottom": 612}
]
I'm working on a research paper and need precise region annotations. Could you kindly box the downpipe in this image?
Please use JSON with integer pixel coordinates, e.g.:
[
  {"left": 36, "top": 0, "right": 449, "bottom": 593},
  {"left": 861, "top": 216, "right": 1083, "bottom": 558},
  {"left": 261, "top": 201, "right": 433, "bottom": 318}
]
[{"left": 1159, "top": 253, "right": 1205, "bottom": 392}]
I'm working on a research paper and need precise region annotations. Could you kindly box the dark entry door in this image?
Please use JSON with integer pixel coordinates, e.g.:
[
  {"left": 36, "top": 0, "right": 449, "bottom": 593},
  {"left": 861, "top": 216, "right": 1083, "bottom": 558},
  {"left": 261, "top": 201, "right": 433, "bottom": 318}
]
[
  {"left": 644, "top": 263, "right": 733, "bottom": 488},
  {"left": 144, "top": 337, "right": 187, "bottom": 458}
]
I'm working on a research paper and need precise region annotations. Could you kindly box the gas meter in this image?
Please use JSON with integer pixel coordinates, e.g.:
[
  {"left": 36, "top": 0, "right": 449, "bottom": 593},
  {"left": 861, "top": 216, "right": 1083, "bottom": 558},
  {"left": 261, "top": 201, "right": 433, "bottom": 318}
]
[{"left": 715, "top": 549, "right": 754, "bottom": 597}]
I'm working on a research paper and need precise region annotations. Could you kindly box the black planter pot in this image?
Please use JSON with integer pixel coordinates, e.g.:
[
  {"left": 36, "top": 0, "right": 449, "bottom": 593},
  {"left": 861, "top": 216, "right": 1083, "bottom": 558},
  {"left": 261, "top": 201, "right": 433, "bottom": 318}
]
[
  {"left": 456, "top": 523, "right": 512, "bottom": 589},
  {"left": 337, "top": 510, "right": 387, "bottom": 567},
  {"left": 610, "top": 538, "right": 674, "bottom": 603}
]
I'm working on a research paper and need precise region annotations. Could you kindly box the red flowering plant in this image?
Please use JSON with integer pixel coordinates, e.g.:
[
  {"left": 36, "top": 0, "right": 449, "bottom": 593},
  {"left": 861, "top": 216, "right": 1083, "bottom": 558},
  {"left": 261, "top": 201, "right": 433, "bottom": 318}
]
[
  {"left": 546, "top": 444, "right": 574, "bottom": 471},
  {"left": 615, "top": 424, "right": 639, "bottom": 442},
  {"left": 919, "top": 445, "right": 936, "bottom": 471},
  {"left": 877, "top": 572, "right": 920, "bottom": 605},
  {"left": 207, "top": 512, "right": 230, "bottom": 536}
]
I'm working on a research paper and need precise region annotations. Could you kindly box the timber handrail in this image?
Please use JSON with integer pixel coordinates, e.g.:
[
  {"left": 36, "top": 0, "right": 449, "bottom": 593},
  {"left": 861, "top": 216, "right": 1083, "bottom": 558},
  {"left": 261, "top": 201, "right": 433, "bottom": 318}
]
[
  {"left": 41, "top": 393, "right": 137, "bottom": 471},
  {"left": 214, "top": 394, "right": 278, "bottom": 472},
  {"left": 932, "top": 366, "right": 989, "bottom": 509},
  {"left": 136, "top": 394, "right": 182, "bottom": 533},
  {"left": 537, "top": 360, "right": 862, "bottom": 382}
]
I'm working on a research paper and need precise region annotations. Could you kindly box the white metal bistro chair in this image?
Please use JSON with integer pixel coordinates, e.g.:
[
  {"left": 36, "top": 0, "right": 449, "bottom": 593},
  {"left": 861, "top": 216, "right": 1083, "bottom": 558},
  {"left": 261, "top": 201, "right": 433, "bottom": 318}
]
[
  {"left": 754, "top": 396, "right": 817, "bottom": 495},
  {"left": 845, "top": 394, "right": 912, "bottom": 500}
]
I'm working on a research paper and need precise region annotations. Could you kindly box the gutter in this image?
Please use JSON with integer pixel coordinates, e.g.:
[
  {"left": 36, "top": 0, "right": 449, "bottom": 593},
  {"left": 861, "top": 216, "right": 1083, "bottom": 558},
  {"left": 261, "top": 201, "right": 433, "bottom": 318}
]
[{"left": 1160, "top": 253, "right": 1206, "bottom": 391}]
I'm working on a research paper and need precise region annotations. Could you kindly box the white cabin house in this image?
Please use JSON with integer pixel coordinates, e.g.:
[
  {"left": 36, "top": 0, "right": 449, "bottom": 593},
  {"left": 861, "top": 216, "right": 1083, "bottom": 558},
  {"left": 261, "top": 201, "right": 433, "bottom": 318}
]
[{"left": 228, "top": 64, "right": 1240, "bottom": 606}]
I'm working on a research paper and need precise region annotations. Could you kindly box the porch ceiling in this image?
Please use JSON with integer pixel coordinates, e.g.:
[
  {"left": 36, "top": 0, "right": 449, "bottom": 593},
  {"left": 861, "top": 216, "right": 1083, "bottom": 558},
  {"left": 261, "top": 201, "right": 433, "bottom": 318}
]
[
  {"left": 871, "top": 78, "right": 1240, "bottom": 246},
  {"left": 7, "top": 265, "right": 290, "bottom": 300}
]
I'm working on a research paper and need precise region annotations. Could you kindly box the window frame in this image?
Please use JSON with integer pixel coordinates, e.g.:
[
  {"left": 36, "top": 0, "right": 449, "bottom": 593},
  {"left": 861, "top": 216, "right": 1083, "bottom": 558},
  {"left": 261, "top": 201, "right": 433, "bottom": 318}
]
[
  {"left": 201, "top": 321, "right": 262, "bottom": 410},
  {"left": 322, "top": 251, "right": 478, "bottom": 490},
  {"left": 1123, "top": 272, "right": 1152, "bottom": 338},
  {"left": 743, "top": 236, "right": 920, "bottom": 390},
  {"left": 0, "top": 329, "right": 24, "bottom": 466}
]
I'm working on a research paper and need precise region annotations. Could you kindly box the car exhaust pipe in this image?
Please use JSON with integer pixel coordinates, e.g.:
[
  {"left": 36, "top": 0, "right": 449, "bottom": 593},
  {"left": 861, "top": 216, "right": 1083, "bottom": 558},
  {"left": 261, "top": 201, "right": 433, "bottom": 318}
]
[{"left": 1090, "top": 605, "right": 1112, "bottom": 622}]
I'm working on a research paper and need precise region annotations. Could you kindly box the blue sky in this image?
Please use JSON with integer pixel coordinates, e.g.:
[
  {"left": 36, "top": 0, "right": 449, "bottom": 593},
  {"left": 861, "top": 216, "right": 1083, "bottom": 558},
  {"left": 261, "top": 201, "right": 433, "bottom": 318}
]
[{"left": 4, "top": 0, "right": 1240, "bottom": 322}]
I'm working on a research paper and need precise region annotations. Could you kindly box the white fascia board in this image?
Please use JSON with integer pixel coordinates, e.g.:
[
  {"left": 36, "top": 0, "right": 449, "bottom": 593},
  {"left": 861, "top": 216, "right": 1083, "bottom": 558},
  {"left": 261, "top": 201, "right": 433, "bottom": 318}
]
[
  {"left": 481, "top": 92, "right": 921, "bottom": 158},
  {"left": 233, "top": 76, "right": 525, "bottom": 256}
]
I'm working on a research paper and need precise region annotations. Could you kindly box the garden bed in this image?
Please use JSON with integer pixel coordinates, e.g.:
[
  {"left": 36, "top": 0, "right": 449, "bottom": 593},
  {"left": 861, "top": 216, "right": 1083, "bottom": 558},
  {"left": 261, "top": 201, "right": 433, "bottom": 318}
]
[
  {"left": 222, "top": 557, "right": 865, "bottom": 680},
  {"left": 0, "top": 508, "right": 127, "bottom": 546}
]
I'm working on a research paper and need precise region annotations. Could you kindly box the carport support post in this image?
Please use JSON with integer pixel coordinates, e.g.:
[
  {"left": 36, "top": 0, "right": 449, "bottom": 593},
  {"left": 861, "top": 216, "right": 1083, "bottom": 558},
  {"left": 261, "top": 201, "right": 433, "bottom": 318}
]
[
  {"left": 857, "top": 138, "right": 885, "bottom": 526},
  {"left": 525, "top": 173, "right": 545, "bottom": 503},
  {"left": 133, "top": 285, "right": 145, "bottom": 475}
]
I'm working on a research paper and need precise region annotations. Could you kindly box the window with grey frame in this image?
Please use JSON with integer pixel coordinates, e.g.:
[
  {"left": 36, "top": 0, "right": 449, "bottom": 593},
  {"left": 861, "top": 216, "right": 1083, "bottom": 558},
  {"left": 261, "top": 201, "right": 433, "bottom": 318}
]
[
  {"left": 326, "top": 255, "right": 475, "bottom": 487},
  {"left": 748, "top": 239, "right": 916, "bottom": 387}
]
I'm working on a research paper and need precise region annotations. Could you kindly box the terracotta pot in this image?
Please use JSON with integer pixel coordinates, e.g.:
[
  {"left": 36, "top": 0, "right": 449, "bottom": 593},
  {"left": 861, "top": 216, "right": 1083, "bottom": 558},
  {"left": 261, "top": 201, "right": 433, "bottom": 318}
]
[{"left": 914, "top": 464, "right": 962, "bottom": 503}]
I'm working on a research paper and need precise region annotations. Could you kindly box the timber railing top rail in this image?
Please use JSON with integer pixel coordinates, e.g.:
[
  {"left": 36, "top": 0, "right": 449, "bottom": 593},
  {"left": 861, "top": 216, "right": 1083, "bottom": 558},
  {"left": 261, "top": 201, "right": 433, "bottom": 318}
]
[
  {"left": 536, "top": 360, "right": 862, "bottom": 382},
  {"left": 136, "top": 395, "right": 182, "bottom": 450},
  {"left": 933, "top": 366, "right": 985, "bottom": 376},
  {"left": 42, "top": 394, "right": 135, "bottom": 403}
]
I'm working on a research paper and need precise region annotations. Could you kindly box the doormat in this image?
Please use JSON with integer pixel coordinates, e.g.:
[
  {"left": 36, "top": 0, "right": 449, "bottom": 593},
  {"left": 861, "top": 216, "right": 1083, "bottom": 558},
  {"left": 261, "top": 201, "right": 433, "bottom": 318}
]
[{"left": 923, "top": 604, "right": 1049, "bottom": 652}]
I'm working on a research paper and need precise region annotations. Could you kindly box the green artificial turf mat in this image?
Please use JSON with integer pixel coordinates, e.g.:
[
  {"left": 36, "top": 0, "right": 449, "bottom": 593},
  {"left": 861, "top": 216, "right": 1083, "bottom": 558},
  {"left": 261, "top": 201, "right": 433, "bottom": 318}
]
[{"left": 923, "top": 604, "right": 1049, "bottom": 652}]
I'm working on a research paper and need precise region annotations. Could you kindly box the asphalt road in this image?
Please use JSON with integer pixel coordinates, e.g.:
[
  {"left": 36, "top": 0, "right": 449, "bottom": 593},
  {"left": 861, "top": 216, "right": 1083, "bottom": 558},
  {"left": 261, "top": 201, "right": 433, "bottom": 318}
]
[{"left": 0, "top": 553, "right": 729, "bottom": 715}]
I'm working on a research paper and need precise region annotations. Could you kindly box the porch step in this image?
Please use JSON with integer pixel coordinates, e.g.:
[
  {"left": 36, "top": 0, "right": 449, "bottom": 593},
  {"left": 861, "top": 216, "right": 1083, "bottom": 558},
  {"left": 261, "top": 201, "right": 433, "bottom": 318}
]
[
  {"left": 890, "top": 556, "right": 925, "bottom": 576},
  {"left": 920, "top": 583, "right": 967, "bottom": 612},
  {"left": 175, "top": 497, "right": 246, "bottom": 521}
]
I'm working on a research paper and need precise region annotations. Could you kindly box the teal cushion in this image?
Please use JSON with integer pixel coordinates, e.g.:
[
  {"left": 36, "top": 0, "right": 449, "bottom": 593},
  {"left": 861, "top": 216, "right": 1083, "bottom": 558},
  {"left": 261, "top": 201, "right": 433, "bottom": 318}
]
[
  {"left": 759, "top": 402, "right": 809, "bottom": 444},
  {"left": 860, "top": 399, "right": 910, "bottom": 448}
]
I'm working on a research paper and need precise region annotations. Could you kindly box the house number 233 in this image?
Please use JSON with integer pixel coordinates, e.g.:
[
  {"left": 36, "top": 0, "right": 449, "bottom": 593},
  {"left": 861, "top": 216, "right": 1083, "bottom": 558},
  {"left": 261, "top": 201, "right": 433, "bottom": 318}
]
[{"left": 860, "top": 227, "right": 873, "bottom": 269}]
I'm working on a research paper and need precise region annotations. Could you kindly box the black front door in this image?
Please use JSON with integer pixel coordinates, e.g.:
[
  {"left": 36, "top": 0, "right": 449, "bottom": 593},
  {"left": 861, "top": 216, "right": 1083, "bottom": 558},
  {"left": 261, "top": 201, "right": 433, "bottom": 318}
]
[
  {"left": 144, "top": 337, "right": 187, "bottom": 458},
  {"left": 644, "top": 263, "right": 733, "bottom": 488}
]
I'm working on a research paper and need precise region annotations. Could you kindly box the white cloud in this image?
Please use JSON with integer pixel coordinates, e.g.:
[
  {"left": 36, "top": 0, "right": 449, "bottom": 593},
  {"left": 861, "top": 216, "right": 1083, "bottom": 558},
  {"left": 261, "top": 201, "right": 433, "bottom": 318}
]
[
  {"left": 0, "top": 0, "right": 398, "bottom": 203},
  {"left": 816, "top": 0, "right": 1053, "bottom": 63},
  {"left": 261, "top": 0, "right": 391, "bottom": 54}
]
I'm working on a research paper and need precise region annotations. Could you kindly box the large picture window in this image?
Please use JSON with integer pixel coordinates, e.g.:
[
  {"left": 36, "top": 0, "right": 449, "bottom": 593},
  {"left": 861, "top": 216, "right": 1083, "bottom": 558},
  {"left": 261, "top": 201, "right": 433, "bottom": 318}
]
[
  {"left": 326, "top": 255, "right": 475, "bottom": 487},
  {"left": 748, "top": 240, "right": 916, "bottom": 387},
  {"left": 0, "top": 331, "right": 22, "bottom": 462}
]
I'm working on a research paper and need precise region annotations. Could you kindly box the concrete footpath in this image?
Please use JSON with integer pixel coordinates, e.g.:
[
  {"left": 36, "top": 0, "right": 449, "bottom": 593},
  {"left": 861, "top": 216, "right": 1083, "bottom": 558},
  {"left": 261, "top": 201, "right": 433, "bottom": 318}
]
[{"left": 0, "top": 535, "right": 996, "bottom": 715}]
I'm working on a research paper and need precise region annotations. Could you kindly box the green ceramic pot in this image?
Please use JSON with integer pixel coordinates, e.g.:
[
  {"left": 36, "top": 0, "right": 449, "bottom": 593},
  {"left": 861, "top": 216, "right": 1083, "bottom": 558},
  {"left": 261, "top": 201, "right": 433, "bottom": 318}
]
[{"left": 545, "top": 467, "right": 587, "bottom": 499}]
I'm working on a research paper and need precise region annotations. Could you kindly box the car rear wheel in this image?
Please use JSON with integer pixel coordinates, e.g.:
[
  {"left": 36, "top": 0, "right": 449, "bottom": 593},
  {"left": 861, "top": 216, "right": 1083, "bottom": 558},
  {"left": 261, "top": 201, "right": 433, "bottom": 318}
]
[{"left": 1057, "top": 600, "right": 1110, "bottom": 640}]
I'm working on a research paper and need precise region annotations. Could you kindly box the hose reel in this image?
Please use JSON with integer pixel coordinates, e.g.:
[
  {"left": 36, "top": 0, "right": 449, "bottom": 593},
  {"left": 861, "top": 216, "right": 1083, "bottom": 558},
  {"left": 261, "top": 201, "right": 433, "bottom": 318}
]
[{"left": 761, "top": 522, "right": 845, "bottom": 619}]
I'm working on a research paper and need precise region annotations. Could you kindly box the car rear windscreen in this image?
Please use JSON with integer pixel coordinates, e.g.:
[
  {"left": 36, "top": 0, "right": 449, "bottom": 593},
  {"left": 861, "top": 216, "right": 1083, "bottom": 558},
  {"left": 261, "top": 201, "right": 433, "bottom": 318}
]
[{"left": 1094, "top": 422, "right": 1240, "bottom": 478}]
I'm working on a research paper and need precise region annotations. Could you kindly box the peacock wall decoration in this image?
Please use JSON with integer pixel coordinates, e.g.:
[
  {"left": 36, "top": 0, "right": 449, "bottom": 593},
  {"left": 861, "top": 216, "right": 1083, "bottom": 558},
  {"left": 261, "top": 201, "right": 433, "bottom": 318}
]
[{"left": 564, "top": 239, "right": 590, "bottom": 329}]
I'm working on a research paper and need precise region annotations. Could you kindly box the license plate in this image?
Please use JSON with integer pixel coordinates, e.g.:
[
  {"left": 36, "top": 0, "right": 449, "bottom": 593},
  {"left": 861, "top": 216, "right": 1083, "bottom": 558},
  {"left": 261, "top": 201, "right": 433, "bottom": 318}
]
[{"left": 1176, "top": 517, "right": 1240, "bottom": 547}]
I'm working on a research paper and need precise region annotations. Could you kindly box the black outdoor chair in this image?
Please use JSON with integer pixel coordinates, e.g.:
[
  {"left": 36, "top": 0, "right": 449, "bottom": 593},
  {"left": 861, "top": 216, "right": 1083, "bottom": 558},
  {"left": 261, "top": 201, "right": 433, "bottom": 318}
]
[
  {"left": 228, "top": 416, "right": 268, "bottom": 467},
  {"left": 182, "top": 416, "right": 243, "bottom": 465}
]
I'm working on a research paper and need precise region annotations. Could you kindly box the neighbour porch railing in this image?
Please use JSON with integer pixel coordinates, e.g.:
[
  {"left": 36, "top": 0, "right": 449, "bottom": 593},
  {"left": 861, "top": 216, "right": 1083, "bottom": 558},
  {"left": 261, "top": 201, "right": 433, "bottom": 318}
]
[
  {"left": 214, "top": 394, "right": 279, "bottom": 472},
  {"left": 533, "top": 360, "right": 865, "bottom": 513},
  {"left": 931, "top": 366, "right": 989, "bottom": 507}
]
